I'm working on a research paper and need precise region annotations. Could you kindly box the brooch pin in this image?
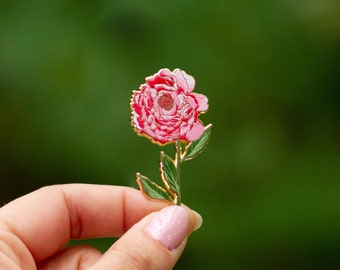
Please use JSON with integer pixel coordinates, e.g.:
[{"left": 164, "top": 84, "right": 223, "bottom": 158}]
[{"left": 130, "top": 68, "right": 211, "bottom": 205}]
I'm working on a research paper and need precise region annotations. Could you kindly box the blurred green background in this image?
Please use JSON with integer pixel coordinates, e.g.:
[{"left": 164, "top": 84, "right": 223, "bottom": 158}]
[{"left": 1, "top": 0, "right": 339, "bottom": 269}]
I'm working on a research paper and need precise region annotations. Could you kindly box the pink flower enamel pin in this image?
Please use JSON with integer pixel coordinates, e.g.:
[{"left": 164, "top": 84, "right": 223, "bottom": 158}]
[{"left": 130, "top": 68, "right": 212, "bottom": 205}]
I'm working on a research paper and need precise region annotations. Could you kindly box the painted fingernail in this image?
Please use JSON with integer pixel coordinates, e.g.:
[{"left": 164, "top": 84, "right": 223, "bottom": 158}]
[
  {"left": 145, "top": 206, "right": 189, "bottom": 250},
  {"left": 190, "top": 209, "right": 203, "bottom": 232}
]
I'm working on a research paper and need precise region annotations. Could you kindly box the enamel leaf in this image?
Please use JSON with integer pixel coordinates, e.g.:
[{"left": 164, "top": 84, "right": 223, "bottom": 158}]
[
  {"left": 182, "top": 124, "right": 212, "bottom": 161},
  {"left": 136, "top": 173, "right": 173, "bottom": 202},
  {"left": 160, "top": 152, "right": 179, "bottom": 194}
]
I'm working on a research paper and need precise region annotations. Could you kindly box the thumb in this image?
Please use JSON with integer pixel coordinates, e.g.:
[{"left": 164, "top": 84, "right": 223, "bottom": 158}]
[{"left": 89, "top": 205, "right": 202, "bottom": 270}]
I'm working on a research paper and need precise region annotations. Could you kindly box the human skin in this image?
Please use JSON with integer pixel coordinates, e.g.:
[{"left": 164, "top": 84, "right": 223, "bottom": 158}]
[{"left": 0, "top": 184, "right": 202, "bottom": 270}]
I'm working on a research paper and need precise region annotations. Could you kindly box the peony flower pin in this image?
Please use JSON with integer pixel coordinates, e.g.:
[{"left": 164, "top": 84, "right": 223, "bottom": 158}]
[{"left": 130, "top": 68, "right": 212, "bottom": 205}]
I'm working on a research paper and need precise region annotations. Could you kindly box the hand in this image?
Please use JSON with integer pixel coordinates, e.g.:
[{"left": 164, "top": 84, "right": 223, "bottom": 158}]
[{"left": 0, "top": 184, "right": 202, "bottom": 269}]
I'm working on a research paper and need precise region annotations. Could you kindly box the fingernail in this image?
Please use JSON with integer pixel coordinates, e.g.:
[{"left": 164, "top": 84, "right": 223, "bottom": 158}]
[
  {"left": 145, "top": 206, "right": 189, "bottom": 250},
  {"left": 190, "top": 209, "right": 203, "bottom": 232}
]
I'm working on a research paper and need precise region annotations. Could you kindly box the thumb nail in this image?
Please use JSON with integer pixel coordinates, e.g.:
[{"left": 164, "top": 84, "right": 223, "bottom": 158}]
[{"left": 145, "top": 206, "right": 189, "bottom": 251}]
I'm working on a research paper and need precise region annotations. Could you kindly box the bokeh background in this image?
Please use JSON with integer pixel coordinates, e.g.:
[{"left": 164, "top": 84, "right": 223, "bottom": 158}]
[{"left": 1, "top": 0, "right": 339, "bottom": 269}]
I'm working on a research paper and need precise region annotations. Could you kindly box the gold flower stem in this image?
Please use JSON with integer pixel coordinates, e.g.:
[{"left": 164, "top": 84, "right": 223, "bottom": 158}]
[{"left": 175, "top": 139, "right": 182, "bottom": 205}]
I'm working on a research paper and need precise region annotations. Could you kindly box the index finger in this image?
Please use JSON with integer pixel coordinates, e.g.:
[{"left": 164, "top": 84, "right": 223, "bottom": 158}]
[{"left": 0, "top": 184, "right": 168, "bottom": 262}]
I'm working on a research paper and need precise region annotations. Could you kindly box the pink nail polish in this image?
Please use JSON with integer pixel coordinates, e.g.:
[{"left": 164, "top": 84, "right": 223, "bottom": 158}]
[{"left": 145, "top": 206, "right": 189, "bottom": 250}]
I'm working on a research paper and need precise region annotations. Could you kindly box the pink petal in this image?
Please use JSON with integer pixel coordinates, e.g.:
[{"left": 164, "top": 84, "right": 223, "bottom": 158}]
[
  {"left": 159, "top": 68, "right": 172, "bottom": 76},
  {"left": 184, "top": 72, "right": 195, "bottom": 92},
  {"left": 193, "top": 93, "right": 208, "bottom": 112},
  {"left": 146, "top": 69, "right": 172, "bottom": 88},
  {"left": 186, "top": 122, "right": 205, "bottom": 141},
  {"left": 173, "top": 69, "right": 195, "bottom": 93}
]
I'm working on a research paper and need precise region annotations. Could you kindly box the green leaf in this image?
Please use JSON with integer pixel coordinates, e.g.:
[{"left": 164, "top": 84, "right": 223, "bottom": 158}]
[
  {"left": 136, "top": 173, "right": 173, "bottom": 202},
  {"left": 160, "top": 152, "right": 179, "bottom": 194},
  {"left": 182, "top": 124, "right": 212, "bottom": 161}
]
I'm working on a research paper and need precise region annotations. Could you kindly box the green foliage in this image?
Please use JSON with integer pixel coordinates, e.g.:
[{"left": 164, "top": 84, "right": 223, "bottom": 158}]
[
  {"left": 160, "top": 151, "right": 178, "bottom": 194},
  {"left": 182, "top": 124, "right": 212, "bottom": 161},
  {"left": 136, "top": 173, "right": 173, "bottom": 202}
]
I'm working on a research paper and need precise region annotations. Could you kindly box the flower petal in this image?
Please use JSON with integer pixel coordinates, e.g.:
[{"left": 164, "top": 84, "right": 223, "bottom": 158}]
[
  {"left": 173, "top": 69, "right": 195, "bottom": 93},
  {"left": 185, "top": 122, "right": 205, "bottom": 141},
  {"left": 159, "top": 68, "right": 172, "bottom": 76},
  {"left": 146, "top": 68, "right": 172, "bottom": 89},
  {"left": 193, "top": 93, "right": 209, "bottom": 112}
]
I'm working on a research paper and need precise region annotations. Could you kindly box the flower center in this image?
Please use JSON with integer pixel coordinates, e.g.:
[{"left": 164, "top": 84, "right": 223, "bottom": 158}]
[{"left": 158, "top": 93, "right": 174, "bottom": 111}]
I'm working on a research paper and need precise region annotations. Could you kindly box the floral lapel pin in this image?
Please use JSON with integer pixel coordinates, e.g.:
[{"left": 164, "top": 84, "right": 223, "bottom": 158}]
[{"left": 130, "top": 68, "right": 212, "bottom": 205}]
